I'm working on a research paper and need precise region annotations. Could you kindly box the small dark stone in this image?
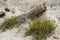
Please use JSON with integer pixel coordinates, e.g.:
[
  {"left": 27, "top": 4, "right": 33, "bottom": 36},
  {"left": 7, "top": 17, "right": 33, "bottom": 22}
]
[
  {"left": 3, "top": 0, "right": 7, "bottom": 1},
  {"left": 50, "top": 5, "right": 53, "bottom": 8},
  {"left": 5, "top": 8, "right": 10, "bottom": 12},
  {"left": 0, "top": 11, "right": 5, "bottom": 18},
  {"left": 58, "top": 17, "right": 60, "bottom": 22},
  {"left": 17, "top": 15, "right": 26, "bottom": 23},
  {"left": 11, "top": 9, "right": 15, "bottom": 13}
]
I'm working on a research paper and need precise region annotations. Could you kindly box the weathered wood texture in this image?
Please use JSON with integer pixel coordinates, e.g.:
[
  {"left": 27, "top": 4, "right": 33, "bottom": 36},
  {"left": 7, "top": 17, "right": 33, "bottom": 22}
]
[
  {"left": 17, "top": 3, "right": 46, "bottom": 23},
  {"left": 27, "top": 3, "right": 46, "bottom": 19}
]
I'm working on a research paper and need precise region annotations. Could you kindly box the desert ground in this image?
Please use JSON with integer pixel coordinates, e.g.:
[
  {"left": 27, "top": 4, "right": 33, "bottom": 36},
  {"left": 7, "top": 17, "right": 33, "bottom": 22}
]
[{"left": 0, "top": 0, "right": 60, "bottom": 40}]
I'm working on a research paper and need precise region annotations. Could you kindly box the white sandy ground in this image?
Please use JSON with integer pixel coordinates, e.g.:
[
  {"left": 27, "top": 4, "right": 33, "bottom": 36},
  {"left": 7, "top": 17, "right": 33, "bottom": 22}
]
[{"left": 0, "top": 0, "right": 60, "bottom": 40}]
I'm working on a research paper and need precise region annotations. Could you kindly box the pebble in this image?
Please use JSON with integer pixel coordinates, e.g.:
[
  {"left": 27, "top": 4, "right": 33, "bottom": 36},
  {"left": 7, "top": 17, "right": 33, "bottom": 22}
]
[
  {"left": 5, "top": 7, "right": 10, "bottom": 12},
  {"left": 0, "top": 11, "right": 5, "bottom": 18},
  {"left": 52, "top": 33, "right": 59, "bottom": 39}
]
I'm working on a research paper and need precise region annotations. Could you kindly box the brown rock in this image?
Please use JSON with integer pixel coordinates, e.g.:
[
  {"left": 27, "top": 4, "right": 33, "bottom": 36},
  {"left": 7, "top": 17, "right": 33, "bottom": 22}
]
[{"left": 28, "top": 3, "right": 46, "bottom": 19}]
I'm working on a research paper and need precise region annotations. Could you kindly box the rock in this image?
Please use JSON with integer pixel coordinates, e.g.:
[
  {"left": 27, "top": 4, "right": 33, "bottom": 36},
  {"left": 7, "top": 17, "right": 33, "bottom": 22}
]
[
  {"left": 52, "top": 33, "right": 59, "bottom": 39},
  {"left": 17, "top": 15, "right": 26, "bottom": 23},
  {"left": 3, "top": 0, "right": 7, "bottom": 1},
  {"left": 0, "top": 11, "right": 5, "bottom": 18},
  {"left": 27, "top": 3, "right": 46, "bottom": 19},
  {"left": 11, "top": 8, "right": 15, "bottom": 13},
  {"left": 58, "top": 17, "right": 60, "bottom": 22},
  {"left": 5, "top": 7, "right": 10, "bottom": 12},
  {"left": 59, "top": 3, "right": 60, "bottom": 5}
]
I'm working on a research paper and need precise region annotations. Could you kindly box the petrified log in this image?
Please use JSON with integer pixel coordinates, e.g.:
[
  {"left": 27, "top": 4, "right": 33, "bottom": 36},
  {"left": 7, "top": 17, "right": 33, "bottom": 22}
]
[
  {"left": 17, "top": 3, "right": 46, "bottom": 24},
  {"left": 17, "top": 3, "right": 46, "bottom": 23},
  {"left": 0, "top": 11, "right": 5, "bottom": 18},
  {"left": 27, "top": 3, "right": 46, "bottom": 19}
]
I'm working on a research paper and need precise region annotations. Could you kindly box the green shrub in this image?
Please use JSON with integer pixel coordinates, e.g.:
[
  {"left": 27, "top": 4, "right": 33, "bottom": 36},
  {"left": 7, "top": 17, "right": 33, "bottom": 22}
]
[
  {"left": 25, "top": 17, "right": 56, "bottom": 40},
  {"left": 1, "top": 16, "right": 19, "bottom": 30}
]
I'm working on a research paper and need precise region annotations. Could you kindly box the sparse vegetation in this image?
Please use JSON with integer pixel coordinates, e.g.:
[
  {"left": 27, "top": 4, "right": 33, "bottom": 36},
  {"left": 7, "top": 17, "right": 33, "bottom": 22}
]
[
  {"left": 1, "top": 16, "right": 19, "bottom": 31},
  {"left": 25, "top": 17, "right": 56, "bottom": 40}
]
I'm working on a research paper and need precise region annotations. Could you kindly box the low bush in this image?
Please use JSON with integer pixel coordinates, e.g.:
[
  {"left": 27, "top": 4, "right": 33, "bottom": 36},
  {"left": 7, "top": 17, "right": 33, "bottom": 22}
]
[
  {"left": 1, "top": 16, "right": 19, "bottom": 31},
  {"left": 25, "top": 17, "right": 56, "bottom": 40}
]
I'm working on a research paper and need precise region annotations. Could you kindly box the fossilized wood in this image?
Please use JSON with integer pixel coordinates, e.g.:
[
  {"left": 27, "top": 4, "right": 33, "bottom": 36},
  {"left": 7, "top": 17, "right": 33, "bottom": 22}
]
[
  {"left": 27, "top": 3, "right": 46, "bottom": 19},
  {"left": 17, "top": 3, "right": 46, "bottom": 23}
]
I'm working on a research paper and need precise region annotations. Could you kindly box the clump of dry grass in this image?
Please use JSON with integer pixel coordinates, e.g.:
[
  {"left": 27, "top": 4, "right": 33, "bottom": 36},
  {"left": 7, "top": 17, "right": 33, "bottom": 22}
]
[
  {"left": 25, "top": 17, "right": 56, "bottom": 40},
  {"left": 0, "top": 16, "right": 19, "bottom": 31}
]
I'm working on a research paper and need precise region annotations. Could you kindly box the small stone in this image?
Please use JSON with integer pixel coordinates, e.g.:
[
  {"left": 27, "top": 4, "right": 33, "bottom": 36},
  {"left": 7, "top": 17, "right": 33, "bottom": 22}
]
[
  {"left": 0, "top": 11, "right": 5, "bottom": 18},
  {"left": 3, "top": 0, "right": 7, "bottom": 1},
  {"left": 11, "top": 8, "right": 15, "bottom": 13},
  {"left": 52, "top": 33, "right": 59, "bottom": 39},
  {"left": 58, "top": 17, "right": 60, "bottom": 22},
  {"left": 59, "top": 3, "right": 60, "bottom": 5},
  {"left": 17, "top": 15, "right": 26, "bottom": 23},
  {"left": 5, "top": 7, "right": 10, "bottom": 12}
]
